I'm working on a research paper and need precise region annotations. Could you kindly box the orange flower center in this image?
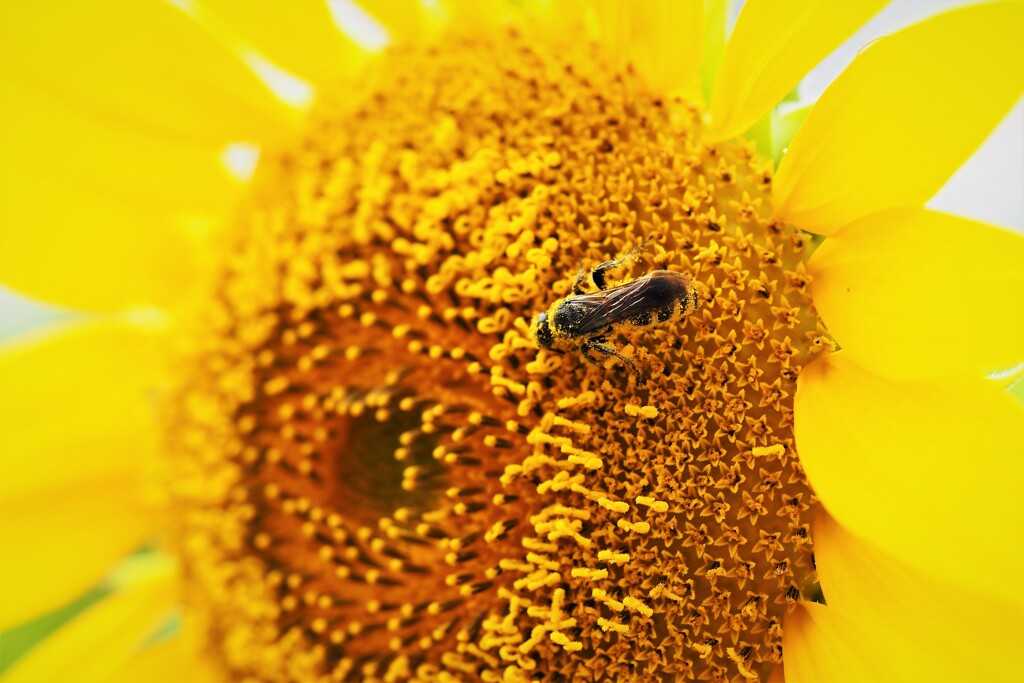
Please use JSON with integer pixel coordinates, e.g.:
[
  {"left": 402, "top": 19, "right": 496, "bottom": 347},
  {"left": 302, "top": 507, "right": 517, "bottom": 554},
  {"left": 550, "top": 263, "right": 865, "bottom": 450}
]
[{"left": 167, "top": 32, "right": 831, "bottom": 682}]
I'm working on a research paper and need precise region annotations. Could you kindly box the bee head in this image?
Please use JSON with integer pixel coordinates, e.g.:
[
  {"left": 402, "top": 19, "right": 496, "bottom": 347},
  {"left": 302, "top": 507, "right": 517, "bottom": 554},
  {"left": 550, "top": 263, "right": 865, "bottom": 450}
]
[{"left": 532, "top": 312, "right": 554, "bottom": 348}]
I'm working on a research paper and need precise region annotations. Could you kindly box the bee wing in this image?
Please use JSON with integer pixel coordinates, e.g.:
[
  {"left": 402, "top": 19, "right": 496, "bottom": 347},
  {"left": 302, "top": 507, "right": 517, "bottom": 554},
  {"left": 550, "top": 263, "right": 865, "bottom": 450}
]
[{"left": 570, "top": 277, "right": 661, "bottom": 337}]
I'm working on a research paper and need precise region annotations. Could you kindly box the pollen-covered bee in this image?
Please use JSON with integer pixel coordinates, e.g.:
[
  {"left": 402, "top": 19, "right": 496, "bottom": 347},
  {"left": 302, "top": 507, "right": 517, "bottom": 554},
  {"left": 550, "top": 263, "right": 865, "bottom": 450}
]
[{"left": 532, "top": 253, "right": 699, "bottom": 377}]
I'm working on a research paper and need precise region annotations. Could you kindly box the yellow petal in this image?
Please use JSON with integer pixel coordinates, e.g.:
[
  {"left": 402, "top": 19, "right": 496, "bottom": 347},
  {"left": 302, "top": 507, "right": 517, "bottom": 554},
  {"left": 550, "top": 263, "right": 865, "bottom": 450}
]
[
  {"left": 0, "top": 0, "right": 295, "bottom": 150},
  {"left": 1012, "top": 373, "right": 1024, "bottom": 405},
  {"left": 765, "top": 662, "right": 785, "bottom": 683},
  {"left": 361, "top": 0, "right": 431, "bottom": 45},
  {"left": 804, "top": 511, "right": 1022, "bottom": 682},
  {"left": 441, "top": 0, "right": 513, "bottom": 33},
  {"left": 0, "top": 475, "right": 159, "bottom": 630},
  {"left": 513, "top": 0, "right": 595, "bottom": 47},
  {"left": 109, "top": 630, "right": 224, "bottom": 683},
  {"left": 0, "top": 172, "right": 204, "bottom": 311},
  {"left": 3, "top": 576, "right": 175, "bottom": 683},
  {"left": 810, "top": 208, "right": 1024, "bottom": 380},
  {"left": 0, "top": 319, "right": 166, "bottom": 500},
  {"left": 770, "top": 102, "right": 813, "bottom": 162},
  {"left": 794, "top": 352, "right": 1024, "bottom": 603},
  {"left": 0, "top": 320, "right": 166, "bottom": 628},
  {"left": 708, "top": 0, "right": 885, "bottom": 142},
  {"left": 195, "top": 0, "right": 366, "bottom": 88},
  {"left": 774, "top": 2, "right": 1024, "bottom": 235},
  {"left": 589, "top": 0, "right": 703, "bottom": 99},
  {"left": 700, "top": 0, "right": 729, "bottom": 103},
  {"left": 1, "top": 77, "right": 239, "bottom": 213},
  {"left": 783, "top": 603, "right": 883, "bottom": 683}
]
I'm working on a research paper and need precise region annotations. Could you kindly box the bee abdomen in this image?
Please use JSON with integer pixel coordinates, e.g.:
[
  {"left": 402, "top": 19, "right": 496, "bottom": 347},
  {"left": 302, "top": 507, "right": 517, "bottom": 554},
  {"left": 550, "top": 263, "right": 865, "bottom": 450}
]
[
  {"left": 630, "top": 311, "right": 653, "bottom": 326},
  {"left": 655, "top": 305, "right": 677, "bottom": 323}
]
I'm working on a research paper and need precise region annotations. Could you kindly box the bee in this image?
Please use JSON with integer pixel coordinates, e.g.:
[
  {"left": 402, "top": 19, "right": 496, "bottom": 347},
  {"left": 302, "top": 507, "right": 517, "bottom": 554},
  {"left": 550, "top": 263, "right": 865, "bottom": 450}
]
[{"left": 532, "top": 253, "right": 699, "bottom": 378}]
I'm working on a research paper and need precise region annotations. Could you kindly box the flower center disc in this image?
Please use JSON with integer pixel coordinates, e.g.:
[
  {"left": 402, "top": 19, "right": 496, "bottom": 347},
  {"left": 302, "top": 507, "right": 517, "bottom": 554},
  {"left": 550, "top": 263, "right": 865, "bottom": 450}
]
[{"left": 169, "top": 32, "right": 830, "bottom": 682}]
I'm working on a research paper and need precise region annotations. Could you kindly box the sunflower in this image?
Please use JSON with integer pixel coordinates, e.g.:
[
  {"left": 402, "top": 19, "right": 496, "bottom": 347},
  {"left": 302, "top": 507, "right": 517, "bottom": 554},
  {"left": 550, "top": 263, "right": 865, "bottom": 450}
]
[{"left": 2, "top": 0, "right": 1022, "bottom": 681}]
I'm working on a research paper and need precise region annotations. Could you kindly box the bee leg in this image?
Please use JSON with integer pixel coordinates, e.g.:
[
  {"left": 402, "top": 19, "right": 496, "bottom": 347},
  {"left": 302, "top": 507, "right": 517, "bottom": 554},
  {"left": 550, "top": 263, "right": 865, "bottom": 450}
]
[
  {"left": 579, "top": 341, "right": 603, "bottom": 365},
  {"left": 585, "top": 338, "right": 644, "bottom": 379},
  {"left": 572, "top": 267, "right": 590, "bottom": 296},
  {"left": 590, "top": 240, "right": 648, "bottom": 290},
  {"left": 589, "top": 260, "right": 620, "bottom": 291}
]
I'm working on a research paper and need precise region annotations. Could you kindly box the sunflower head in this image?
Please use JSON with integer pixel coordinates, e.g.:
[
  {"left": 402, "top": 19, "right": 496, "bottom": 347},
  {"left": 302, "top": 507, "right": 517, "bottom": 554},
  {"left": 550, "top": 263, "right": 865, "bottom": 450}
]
[{"left": 165, "top": 26, "right": 833, "bottom": 682}]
